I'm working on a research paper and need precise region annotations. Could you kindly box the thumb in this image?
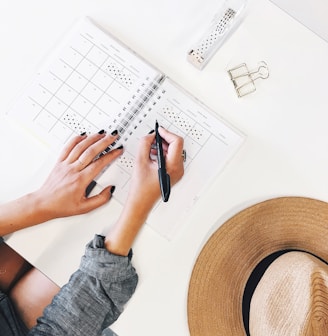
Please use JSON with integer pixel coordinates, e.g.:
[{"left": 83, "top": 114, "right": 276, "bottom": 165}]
[{"left": 81, "top": 186, "right": 113, "bottom": 213}]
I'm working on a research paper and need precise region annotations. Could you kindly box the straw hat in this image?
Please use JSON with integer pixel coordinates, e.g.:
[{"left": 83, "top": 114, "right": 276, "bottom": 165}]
[{"left": 187, "top": 197, "right": 328, "bottom": 335}]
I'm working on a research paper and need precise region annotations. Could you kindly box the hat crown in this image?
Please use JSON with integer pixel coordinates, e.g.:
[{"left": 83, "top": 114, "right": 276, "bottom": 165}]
[{"left": 250, "top": 251, "right": 328, "bottom": 336}]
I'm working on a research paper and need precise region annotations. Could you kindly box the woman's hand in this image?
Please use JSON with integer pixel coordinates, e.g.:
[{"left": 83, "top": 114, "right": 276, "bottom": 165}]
[
  {"left": 127, "top": 126, "right": 184, "bottom": 211},
  {"left": 0, "top": 131, "right": 123, "bottom": 236},
  {"left": 104, "top": 127, "right": 185, "bottom": 255},
  {"left": 35, "top": 131, "right": 123, "bottom": 220}
]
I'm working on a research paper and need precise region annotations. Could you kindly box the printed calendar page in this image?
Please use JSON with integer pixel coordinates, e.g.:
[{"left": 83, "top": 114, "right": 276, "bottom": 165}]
[{"left": 9, "top": 18, "right": 162, "bottom": 150}]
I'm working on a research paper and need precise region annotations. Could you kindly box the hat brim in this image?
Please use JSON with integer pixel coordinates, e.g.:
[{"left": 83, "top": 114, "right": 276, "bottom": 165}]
[{"left": 187, "top": 197, "right": 328, "bottom": 335}]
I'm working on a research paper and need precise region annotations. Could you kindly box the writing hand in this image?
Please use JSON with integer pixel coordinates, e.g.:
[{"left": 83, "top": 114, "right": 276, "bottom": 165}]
[{"left": 127, "top": 127, "right": 184, "bottom": 211}]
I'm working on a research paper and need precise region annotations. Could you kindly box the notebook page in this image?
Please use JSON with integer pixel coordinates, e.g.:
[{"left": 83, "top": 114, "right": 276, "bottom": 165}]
[
  {"left": 7, "top": 18, "right": 162, "bottom": 151},
  {"left": 97, "top": 78, "right": 245, "bottom": 240}
]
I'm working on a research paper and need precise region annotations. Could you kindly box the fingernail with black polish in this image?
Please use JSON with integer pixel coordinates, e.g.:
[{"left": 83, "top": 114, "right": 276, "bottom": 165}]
[
  {"left": 80, "top": 131, "right": 87, "bottom": 136},
  {"left": 98, "top": 129, "right": 105, "bottom": 134},
  {"left": 111, "top": 130, "right": 118, "bottom": 136},
  {"left": 116, "top": 145, "right": 123, "bottom": 150},
  {"left": 110, "top": 186, "right": 116, "bottom": 195}
]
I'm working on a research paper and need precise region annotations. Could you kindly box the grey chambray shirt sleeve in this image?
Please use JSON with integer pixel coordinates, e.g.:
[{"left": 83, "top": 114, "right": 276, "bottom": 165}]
[{"left": 28, "top": 234, "right": 138, "bottom": 336}]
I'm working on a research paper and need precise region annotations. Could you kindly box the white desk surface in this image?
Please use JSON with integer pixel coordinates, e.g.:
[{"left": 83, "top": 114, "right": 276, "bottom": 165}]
[
  {"left": 270, "top": 0, "right": 328, "bottom": 42},
  {"left": 1, "top": 0, "right": 328, "bottom": 334}
]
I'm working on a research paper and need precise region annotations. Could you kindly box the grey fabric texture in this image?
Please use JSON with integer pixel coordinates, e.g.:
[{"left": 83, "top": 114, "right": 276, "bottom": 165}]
[{"left": 27, "top": 235, "right": 138, "bottom": 336}]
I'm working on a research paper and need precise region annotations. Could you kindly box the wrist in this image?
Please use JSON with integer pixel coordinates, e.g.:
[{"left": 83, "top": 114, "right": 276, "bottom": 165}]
[
  {"left": 29, "top": 189, "right": 54, "bottom": 223},
  {"left": 104, "top": 195, "right": 157, "bottom": 256},
  {"left": 0, "top": 191, "right": 52, "bottom": 236},
  {"left": 127, "top": 185, "right": 159, "bottom": 213}
]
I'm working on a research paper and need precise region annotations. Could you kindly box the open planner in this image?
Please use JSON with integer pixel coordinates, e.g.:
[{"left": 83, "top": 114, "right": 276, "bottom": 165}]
[{"left": 7, "top": 17, "right": 245, "bottom": 240}]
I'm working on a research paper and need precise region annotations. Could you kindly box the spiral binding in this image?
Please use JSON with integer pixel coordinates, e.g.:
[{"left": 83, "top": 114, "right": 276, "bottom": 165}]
[{"left": 99, "top": 74, "right": 165, "bottom": 156}]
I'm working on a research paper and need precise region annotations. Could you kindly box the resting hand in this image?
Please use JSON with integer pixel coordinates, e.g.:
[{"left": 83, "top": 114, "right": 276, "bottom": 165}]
[{"left": 34, "top": 131, "right": 123, "bottom": 220}]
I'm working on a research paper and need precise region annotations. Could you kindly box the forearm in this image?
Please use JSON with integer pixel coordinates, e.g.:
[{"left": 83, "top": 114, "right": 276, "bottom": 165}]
[
  {"left": 0, "top": 192, "right": 51, "bottom": 237},
  {"left": 104, "top": 194, "right": 157, "bottom": 256}
]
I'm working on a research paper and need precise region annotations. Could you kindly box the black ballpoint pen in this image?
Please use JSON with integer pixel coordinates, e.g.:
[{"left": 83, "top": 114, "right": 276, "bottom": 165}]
[{"left": 155, "top": 120, "right": 171, "bottom": 202}]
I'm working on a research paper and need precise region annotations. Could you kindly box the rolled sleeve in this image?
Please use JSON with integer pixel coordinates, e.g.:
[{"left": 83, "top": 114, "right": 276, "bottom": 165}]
[{"left": 28, "top": 235, "right": 138, "bottom": 336}]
